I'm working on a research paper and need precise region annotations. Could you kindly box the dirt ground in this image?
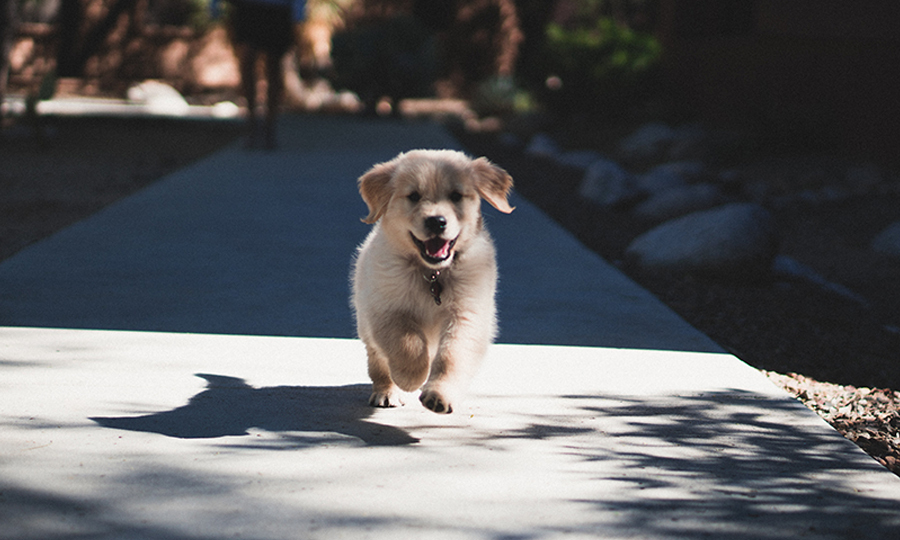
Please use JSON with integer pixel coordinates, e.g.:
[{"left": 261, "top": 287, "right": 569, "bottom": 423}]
[
  {"left": 0, "top": 116, "right": 245, "bottom": 261},
  {"left": 2, "top": 111, "right": 898, "bottom": 477}
]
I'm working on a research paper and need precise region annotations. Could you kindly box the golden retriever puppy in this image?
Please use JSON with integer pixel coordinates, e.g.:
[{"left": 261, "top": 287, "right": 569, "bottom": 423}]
[{"left": 352, "top": 150, "right": 514, "bottom": 413}]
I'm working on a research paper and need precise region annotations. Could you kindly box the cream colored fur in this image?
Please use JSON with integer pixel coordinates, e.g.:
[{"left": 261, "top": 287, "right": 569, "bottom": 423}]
[{"left": 351, "top": 149, "right": 514, "bottom": 413}]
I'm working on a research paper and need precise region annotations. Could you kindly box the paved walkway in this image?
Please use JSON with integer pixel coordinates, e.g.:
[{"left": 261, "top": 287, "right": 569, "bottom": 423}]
[{"left": 1, "top": 114, "right": 899, "bottom": 539}]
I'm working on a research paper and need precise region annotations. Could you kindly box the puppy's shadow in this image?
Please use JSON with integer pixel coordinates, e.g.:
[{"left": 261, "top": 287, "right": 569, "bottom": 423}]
[{"left": 92, "top": 374, "right": 418, "bottom": 447}]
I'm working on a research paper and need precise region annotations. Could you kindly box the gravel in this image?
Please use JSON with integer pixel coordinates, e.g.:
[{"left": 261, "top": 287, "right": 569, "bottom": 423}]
[{"left": 766, "top": 371, "right": 900, "bottom": 474}]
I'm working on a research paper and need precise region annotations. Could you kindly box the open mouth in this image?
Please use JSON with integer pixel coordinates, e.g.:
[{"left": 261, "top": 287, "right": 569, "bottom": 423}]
[{"left": 410, "top": 233, "right": 457, "bottom": 265}]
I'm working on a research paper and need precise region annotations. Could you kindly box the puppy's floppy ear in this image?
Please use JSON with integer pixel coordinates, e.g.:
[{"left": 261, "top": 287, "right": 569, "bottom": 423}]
[
  {"left": 358, "top": 159, "right": 397, "bottom": 224},
  {"left": 472, "top": 157, "right": 515, "bottom": 214}
]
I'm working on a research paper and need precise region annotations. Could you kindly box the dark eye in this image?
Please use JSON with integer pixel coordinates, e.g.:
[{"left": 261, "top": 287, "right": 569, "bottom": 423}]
[
  {"left": 449, "top": 191, "right": 463, "bottom": 203},
  {"left": 407, "top": 192, "right": 421, "bottom": 203}
]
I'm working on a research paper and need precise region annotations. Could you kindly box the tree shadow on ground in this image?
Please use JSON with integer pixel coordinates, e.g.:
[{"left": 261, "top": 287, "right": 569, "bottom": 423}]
[
  {"left": 9, "top": 383, "right": 900, "bottom": 539},
  {"left": 91, "top": 374, "right": 418, "bottom": 447},
  {"left": 557, "top": 390, "right": 900, "bottom": 539}
]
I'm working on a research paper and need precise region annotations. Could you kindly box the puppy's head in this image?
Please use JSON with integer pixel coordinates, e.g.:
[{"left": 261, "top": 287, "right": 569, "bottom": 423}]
[{"left": 359, "top": 150, "right": 514, "bottom": 269}]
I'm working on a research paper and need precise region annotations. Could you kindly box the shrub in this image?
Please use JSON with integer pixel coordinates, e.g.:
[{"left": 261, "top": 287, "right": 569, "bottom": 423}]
[
  {"left": 470, "top": 75, "right": 535, "bottom": 118},
  {"left": 540, "top": 15, "right": 661, "bottom": 119}
]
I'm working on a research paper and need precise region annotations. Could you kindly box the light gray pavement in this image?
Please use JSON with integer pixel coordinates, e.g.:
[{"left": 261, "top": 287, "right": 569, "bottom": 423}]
[
  {"left": 0, "top": 114, "right": 715, "bottom": 350},
  {"left": 2, "top": 114, "right": 899, "bottom": 539}
]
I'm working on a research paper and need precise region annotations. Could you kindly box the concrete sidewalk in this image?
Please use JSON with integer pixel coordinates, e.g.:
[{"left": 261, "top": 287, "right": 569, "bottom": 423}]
[
  {"left": 1, "top": 115, "right": 899, "bottom": 539},
  {"left": 0, "top": 114, "right": 714, "bottom": 351}
]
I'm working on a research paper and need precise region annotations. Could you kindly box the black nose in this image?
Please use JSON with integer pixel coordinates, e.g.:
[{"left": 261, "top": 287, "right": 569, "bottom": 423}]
[{"left": 425, "top": 216, "right": 447, "bottom": 234}]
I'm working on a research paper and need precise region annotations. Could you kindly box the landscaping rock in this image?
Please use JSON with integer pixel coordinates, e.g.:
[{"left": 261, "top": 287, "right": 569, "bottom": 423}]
[
  {"left": 667, "top": 124, "right": 710, "bottom": 161},
  {"left": 524, "top": 133, "right": 560, "bottom": 159},
  {"left": 772, "top": 255, "right": 870, "bottom": 306},
  {"left": 632, "top": 183, "right": 727, "bottom": 222},
  {"left": 713, "top": 169, "right": 749, "bottom": 198},
  {"left": 652, "top": 160, "right": 711, "bottom": 184},
  {"left": 871, "top": 222, "right": 900, "bottom": 259},
  {"left": 578, "top": 158, "right": 640, "bottom": 207},
  {"left": 557, "top": 150, "right": 606, "bottom": 171},
  {"left": 845, "top": 163, "right": 883, "bottom": 193},
  {"left": 624, "top": 203, "right": 777, "bottom": 276},
  {"left": 127, "top": 81, "right": 190, "bottom": 115},
  {"left": 635, "top": 165, "right": 686, "bottom": 195},
  {"left": 498, "top": 132, "right": 523, "bottom": 149},
  {"left": 742, "top": 180, "right": 772, "bottom": 205},
  {"left": 618, "top": 122, "right": 674, "bottom": 164},
  {"left": 211, "top": 101, "right": 241, "bottom": 118}
]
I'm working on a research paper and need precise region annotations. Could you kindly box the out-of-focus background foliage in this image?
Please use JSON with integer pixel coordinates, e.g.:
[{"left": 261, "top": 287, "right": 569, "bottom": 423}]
[{"left": 3, "top": 0, "right": 900, "bottom": 162}]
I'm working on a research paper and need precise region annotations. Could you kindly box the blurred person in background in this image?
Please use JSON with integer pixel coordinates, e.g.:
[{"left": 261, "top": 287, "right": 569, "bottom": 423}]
[{"left": 215, "top": 0, "right": 307, "bottom": 149}]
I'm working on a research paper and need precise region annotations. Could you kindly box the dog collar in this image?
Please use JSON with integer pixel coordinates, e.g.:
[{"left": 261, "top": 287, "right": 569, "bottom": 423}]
[{"left": 424, "top": 270, "right": 443, "bottom": 306}]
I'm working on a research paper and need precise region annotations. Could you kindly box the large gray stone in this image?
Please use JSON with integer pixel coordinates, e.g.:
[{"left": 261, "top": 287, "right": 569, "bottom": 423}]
[
  {"left": 618, "top": 122, "right": 675, "bottom": 163},
  {"left": 845, "top": 163, "right": 883, "bottom": 193},
  {"left": 635, "top": 165, "right": 686, "bottom": 195},
  {"left": 652, "top": 160, "right": 712, "bottom": 184},
  {"left": 871, "top": 222, "right": 900, "bottom": 258},
  {"left": 127, "top": 80, "right": 190, "bottom": 115},
  {"left": 625, "top": 203, "right": 777, "bottom": 276},
  {"left": 578, "top": 158, "right": 640, "bottom": 207},
  {"left": 772, "top": 255, "right": 869, "bottom": 306},
  {"left": 557, "top": 149, "right": 606, "bottom": 170},
  {"left": 632, "top": 183, "right": 728, "bottom": 222},
  {"left": 524, "top": 133, "right": 560, "bottom": 158},
  {"left": 667, "top": 124, "right": 710, "bottom": 161}
]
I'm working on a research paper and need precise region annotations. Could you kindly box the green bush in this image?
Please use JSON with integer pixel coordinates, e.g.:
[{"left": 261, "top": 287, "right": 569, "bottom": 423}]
[
  {"left": 471, "top": 76, "right": 536, "bottom": 118},
  {"left": 540, "top": 16, "right": 661, "bottom": 118}
]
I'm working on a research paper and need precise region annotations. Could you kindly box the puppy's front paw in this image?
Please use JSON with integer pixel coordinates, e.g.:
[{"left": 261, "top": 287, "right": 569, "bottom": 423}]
[
  {"left": 369, "top": 388, "right": 405, "bottom": 408},
  {"left": 419, "top": 387, "right": 454, "bottom": 414}
]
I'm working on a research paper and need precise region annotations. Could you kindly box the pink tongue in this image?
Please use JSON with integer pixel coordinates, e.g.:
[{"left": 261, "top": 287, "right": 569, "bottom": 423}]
[{"left": 425, "top": 238, "right": 450, "bottom": 259}]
